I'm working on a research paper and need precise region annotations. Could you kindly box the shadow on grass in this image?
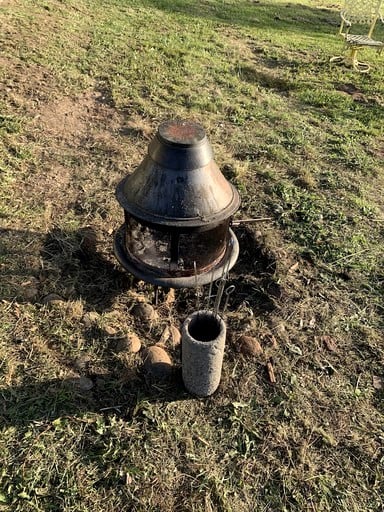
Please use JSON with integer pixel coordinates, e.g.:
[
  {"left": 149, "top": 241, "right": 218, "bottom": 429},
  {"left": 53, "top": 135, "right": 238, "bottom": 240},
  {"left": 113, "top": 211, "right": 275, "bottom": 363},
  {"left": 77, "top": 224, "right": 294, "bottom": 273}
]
[
  {"left": 141, "top": 0, "right": 340, "bottom": 36},
  {"left": 0, "top": 226, "right": 131, "bottom": 312},
  {"left": 0, "top": 370, "right": 190, "bottom": 427},
  {"left": 0, "top": 224, "right": 286, "bottom": 427}
]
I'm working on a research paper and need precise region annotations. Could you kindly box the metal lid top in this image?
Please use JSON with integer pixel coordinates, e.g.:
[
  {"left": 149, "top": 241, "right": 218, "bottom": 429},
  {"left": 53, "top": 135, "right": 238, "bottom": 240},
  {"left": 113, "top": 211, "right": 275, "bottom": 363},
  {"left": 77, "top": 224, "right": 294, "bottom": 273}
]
[
  {"left": 149, "top": 120, "right": 213, "bottom": 170},
  {"left": 158, "top": 120, "right": 206, "bottom": 147}
]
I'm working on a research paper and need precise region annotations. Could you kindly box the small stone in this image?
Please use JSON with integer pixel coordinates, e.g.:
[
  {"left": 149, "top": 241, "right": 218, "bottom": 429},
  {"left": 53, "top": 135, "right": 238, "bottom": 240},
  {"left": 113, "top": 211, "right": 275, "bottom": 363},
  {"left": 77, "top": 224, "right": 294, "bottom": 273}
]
[
  {"left": 143, "top": 346, "right": 173, "bottom": 379},
  {"left": 321, "top": 335, "right": 337, "bottom": 352},
  {"left": 105, "top": 325, "right": 117, "bottom": 336},
  {"left": 78, "top": 227, "right": 97, "bottom": 254},
  {"left": 42, "top": 293, "right": 65, "bottom": 306},
  {"left": 70, "top": 376, "right": 94, "bottom": 391},
  {"left": 132, "top": 303, "right": 158, "bottom": 323},
  {"left": 237, "top": 335, "right": 263, "bottom": 357},
  {"left": 22, "top": 286, "right": 39, "bottom": 300},
  {"left": 158, "top": 326, "right": 170, "bottom": 344},
  {"left": 169, "top": 325, "right": 181, "bottom": 347},
  {"left": 372, "top": 375, "right": 383, "bottom": 390},
  {"left": 116, "top": 333, "right": 141, "bottom": 353},
  {"left": 82, "top": 311, "right": 100, "bottom": 327},
  {"left": 74, "top": 354, "right": 92, "bottom": 371}
]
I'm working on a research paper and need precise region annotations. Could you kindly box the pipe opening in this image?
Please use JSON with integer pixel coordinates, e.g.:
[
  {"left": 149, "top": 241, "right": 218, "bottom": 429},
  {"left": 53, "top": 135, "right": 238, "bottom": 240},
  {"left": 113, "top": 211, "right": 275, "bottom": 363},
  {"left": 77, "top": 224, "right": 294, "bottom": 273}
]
[{"left": 188, "top": 313, "right": 222, "bottom": 342}]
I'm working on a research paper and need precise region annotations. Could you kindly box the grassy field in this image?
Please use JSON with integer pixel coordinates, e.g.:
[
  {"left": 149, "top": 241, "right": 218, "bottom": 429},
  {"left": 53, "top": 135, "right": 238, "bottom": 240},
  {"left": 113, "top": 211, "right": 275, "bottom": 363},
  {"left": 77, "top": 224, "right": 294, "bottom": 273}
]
[{"left": 1, "top": 0, "right": 384, "bottom": 510}]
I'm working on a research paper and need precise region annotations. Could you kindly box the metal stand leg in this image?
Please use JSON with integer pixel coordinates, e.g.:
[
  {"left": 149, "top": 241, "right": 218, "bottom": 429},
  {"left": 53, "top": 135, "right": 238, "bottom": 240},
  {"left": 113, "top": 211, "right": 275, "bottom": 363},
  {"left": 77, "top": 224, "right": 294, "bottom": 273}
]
[
  {"left": 350, "top": 48, "right": 370, "bottom": 73},
  {"left": 154, "top": 286, "right": 159, "bottom": 306},
  {"left": 330, "top": 48, "right": 370, "bottom": 73}
]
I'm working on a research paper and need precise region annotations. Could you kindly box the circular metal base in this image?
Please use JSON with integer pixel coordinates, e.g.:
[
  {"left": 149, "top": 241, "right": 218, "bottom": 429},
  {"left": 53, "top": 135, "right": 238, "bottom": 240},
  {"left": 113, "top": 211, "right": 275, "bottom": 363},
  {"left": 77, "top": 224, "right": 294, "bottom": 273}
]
[{"left": 113, "top": 225, "right": 239, "bottom": 288}]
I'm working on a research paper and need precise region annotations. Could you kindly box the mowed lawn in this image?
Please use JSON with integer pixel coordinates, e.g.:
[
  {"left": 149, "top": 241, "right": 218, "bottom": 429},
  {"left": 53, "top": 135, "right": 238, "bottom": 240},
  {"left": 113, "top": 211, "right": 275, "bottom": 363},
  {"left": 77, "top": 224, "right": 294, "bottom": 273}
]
[{"left": 1, "top": 0, "right": 384, "bottom": 511}]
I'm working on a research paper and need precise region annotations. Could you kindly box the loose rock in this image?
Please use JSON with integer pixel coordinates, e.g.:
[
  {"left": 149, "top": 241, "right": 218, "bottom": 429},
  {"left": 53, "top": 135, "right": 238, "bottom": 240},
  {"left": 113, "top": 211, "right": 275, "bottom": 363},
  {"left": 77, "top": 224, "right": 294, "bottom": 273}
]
[
  {"left": 116, "top": 333, "right": 141, "bottom": 353},
  {"left": 143, "top": 345, "right": 173, "bottom": 379},
  {"left": 158, "top": 326, "right": 170, "bottom": 344},
  {"left": 42, "top": 293, "right": 65, "bottom": 306},
  {"left": 74, "top": 354, "right": 92, "bottom": 371},
  {"left": 20, "top": 278, "right": 39, "bottom": 300},
  {"left": 169, "top": 325, "right": 181, "bottom": 347},
  {"left": 104, "top": 325, "right": 117, "bottom": 336},
  {"left": 70, "top": 376, "right": 94, "bottom": 391},
  {"left": 132, "top": 303, "right": 158, "bottom": 323},
  {"left": 82, "top": 311, "right": 100, "bottom": 327},
  {"left": 22, "top": 286, "right": 39, "bottom": 300},
  {"left": 237, "top": 335, "right": 263, "bottom": 357}
]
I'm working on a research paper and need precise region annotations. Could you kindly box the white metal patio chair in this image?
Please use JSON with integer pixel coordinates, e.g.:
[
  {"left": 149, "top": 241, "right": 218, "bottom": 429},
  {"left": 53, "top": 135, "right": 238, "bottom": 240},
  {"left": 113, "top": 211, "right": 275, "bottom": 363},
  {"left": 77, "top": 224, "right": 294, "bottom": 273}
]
[{"left": 330, "top": 0, "right": 384, "bottom": 72}]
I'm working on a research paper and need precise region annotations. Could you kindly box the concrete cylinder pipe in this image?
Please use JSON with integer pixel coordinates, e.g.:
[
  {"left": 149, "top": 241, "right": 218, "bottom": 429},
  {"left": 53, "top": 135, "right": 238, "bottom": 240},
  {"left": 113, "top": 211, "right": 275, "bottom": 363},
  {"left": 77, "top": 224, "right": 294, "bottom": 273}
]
[{"left": 181, "top": 310, "right": 226, "bottom": 397}]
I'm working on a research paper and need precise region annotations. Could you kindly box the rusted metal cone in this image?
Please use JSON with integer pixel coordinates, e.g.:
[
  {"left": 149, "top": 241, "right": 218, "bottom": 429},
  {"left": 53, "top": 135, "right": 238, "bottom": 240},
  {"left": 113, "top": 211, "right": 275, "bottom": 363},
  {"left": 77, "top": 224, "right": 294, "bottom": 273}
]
[{"left": 182, "top": 310, "right": 226, "bottom": 397}]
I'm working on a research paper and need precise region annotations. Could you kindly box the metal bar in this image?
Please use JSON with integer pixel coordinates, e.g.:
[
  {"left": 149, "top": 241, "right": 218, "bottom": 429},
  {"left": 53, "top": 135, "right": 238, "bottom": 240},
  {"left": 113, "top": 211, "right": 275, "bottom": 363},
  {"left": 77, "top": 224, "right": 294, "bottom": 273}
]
[
  {"left": 222, "top": 285, "right": 236, "bottom": 316},
  {"left": 231, "top": 217, "right": 272, "bottom": 226},
  {"left": 206, "top": 270, "right": 215, "bottom": 310}
]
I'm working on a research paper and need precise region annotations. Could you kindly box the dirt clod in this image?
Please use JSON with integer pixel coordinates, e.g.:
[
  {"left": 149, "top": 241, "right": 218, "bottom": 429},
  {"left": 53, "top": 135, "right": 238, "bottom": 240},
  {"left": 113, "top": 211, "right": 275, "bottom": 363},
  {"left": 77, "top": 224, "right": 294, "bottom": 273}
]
[
  {"left": 104, "top": 325, "right": 117, "bottom": 336},
  {"left": 132, "top": 303, "right": 158, "bottom": 323},
  {"left": 42, "top": 293, "right": 65, "bottom": 305},
  {"left": 74, "top": 354, "right": 92, "bottom": 371},
  {"left": 169, "top": 325, "right": 181, "bottom": 347},
  {"left": 82, "top": 312, "right": 100, "bottom": 327},
  {"left": 321, "top": 335, "right": 337, "bottom": 352},
  {"left": 21, "top": 285, "right": 39, "bottom": 300},
  {"left": 116, "top": 333, "right": 141, "bottom": 353},
  {"left": 237, "top": 335, "right": 263, "bottom": 357},
  {"left": 143, "top": 345, "right": 173, "bottom": 379},
  {"left": 70, "top": 376, "right": 94, "bottom": 391}
]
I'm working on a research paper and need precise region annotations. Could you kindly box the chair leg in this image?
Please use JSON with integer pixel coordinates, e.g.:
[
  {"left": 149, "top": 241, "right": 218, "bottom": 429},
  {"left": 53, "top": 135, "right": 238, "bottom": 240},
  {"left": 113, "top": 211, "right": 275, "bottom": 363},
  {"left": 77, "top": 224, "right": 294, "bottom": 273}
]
[
  {"left": 329, "top": 55, "right": 345, "bottom": 64},
  {"left": 350, "top": 48, "right": 370, "bottom": 73},
  {"left": 330, "top": 47, "right": 371, "bottom": 73}
]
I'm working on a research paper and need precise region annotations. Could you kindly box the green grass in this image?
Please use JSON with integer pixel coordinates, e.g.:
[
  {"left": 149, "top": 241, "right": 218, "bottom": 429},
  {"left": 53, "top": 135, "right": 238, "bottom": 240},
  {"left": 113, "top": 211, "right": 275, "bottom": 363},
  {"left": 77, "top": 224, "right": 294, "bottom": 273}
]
[{"left": 1, "top": 0, "right": 384, "bottom": 510}]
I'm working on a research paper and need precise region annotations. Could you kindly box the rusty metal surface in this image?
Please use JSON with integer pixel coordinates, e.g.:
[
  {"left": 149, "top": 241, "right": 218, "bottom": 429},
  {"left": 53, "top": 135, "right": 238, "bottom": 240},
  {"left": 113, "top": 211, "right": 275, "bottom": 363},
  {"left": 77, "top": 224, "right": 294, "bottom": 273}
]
[
  {"left": 124, "top": 217, "right": 230, "bottom": 277},
  {"left": 114, "top": 224, "right": 239, "bottom": 288},
  {"left": 158, "top": 120, "right": 206, "bottom": 147},
  {"left": 116, "top": 120, "right": 240, "bottom": 228}
]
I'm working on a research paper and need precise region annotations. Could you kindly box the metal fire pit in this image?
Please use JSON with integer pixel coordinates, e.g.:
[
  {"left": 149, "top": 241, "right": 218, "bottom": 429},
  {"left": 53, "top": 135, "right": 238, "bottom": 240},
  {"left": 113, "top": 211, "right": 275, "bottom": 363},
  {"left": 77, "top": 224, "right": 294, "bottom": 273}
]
[{"left": 114, "top": 120, "right": 240, "bottom": 288}]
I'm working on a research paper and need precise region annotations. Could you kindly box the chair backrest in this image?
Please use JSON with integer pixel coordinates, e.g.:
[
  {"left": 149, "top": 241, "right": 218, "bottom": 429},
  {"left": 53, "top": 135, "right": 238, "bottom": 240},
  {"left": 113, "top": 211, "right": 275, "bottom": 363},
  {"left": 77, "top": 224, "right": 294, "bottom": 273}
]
[{"left": 341, "top": 0, "right": 383, "bottom": 24}]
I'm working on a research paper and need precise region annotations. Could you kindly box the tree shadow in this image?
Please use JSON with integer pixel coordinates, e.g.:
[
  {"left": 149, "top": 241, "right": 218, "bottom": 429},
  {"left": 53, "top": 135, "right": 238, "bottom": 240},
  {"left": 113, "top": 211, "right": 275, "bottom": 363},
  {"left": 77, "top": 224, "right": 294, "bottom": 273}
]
[
  {"left": 0, "top": 370, "right": 190, "bottom": 427},
  {"left": 0, "top": 226, "right": 134, "bottom": 312},
  {"left": 237, "top": 63, "right": 297, "bottom": 94},
  {"left": 141, "top": 0, "right": 340, "bottom": 36},
  {"left": 41, "top": 226, "right": 133, "bottom": 312}
]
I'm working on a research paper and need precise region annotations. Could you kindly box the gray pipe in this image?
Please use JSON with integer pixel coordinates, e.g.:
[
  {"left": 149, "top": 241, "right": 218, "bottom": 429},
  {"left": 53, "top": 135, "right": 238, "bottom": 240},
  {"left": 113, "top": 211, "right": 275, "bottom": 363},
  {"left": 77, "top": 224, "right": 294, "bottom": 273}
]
[{"left": 181, "top": 310, "right": 226, "bottom": 397}]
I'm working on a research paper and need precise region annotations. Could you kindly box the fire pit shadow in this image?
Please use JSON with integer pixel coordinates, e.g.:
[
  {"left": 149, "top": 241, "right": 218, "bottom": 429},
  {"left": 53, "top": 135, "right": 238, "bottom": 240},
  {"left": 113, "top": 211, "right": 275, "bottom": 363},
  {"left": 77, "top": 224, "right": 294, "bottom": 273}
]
[{"left": 40, "top": 226, "right": 132, "bottom": 312}]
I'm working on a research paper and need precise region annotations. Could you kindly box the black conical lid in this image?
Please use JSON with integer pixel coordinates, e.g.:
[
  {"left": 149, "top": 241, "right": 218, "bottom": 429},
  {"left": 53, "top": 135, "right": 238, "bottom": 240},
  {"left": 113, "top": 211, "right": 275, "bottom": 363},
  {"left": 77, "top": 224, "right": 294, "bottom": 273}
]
[{"left": 116, "top": 120, "right": 240, "bottom": 228}]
